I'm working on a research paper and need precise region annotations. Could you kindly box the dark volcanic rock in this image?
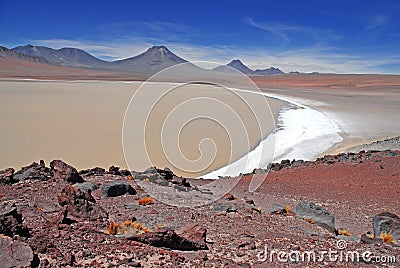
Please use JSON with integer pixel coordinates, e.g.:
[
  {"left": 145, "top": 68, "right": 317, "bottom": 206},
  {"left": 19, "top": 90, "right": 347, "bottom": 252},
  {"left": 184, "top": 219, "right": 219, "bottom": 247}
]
[
  {"left": 0, "top": 203, "right": 29, "bottom": 237},
  {"left": 0, "top": 237, "right": 35, "bottom": 268},
  {"left": 127, "top": 224, "right": 207, "bottom": 250},
  {"left": 0, "top": 167, "right": 16, "bottom": 184},
  {"left": 295, "top": 201, "right": 335, "bottom": 234},
  {"left": 360, "top": 234, "right": 378, "bottom": 244},
  {"left": 108, "top": 165, "right": 121, "bottom": 175},
  {"left": 252, "top": 168, "right": 267, "bottom": 174},
  {"left": 75, "top": 182, "right": 98, "bottom": 193},
  {"left": 373, "top": 212, "right": 400, "bottom": 241},
  {"left": 50, "top": 160, "right": 84, "bottom": 183},
  {"left": 269, "top": 203, "right": 287, "bottom": 214},
  {"left": 101, "top": 180, "right": 136, "bottom": 198},
  {"left": 212, "top": 203, "right": 237, "bottom": 213},
  {"left": 13, "top": 161, "right": 51, "bottom": 181},
  {"left": 135, "top": 166, "right": 191, "bottom": 188},
  {"left": 58, "top": 185, "right": 107, "bottom": 220},
  {"left": 136, "top": 172, "right": 169, "bottom": 186},
  {"left": 79, "top": 167, "right": 106, "bottom": 176}
]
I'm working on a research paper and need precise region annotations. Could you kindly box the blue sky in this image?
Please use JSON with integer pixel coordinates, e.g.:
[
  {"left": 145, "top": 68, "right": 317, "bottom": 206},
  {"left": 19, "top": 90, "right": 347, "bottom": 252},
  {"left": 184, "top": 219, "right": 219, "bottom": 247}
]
[{"left": 1, "top": 0, "right": 400, "bottom": 73}]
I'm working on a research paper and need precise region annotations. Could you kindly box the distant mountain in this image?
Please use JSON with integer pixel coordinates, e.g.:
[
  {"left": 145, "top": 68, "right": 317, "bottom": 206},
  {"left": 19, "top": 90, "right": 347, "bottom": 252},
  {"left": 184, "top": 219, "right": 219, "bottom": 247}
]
[
  {"left": 228, "top": 59, "right": 254, "bottom": 74},
  {"left": 253, "top": 67, "right": 284, "bottom": 75},
  {"left": 6, "top": 44, "right": 285, "bottom": 76},
  {"left": 10, "top": 44, "right": 189, "bottom": 74},
  {"left": 0, "top": 46, "right": 52, "bottom": 65},
  {"left": 112, "top": 46, "right": 187, "bottom": 74},
  {"left": 11, "top": 44, "right": 109, "bottom": 69},
  {"left": 213, "top": 59, "right": 284, "bottom": 76}
]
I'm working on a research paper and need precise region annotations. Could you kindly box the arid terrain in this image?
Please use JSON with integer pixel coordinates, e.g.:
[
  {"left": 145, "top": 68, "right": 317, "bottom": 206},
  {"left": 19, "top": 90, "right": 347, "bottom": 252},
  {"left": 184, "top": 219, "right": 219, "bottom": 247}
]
[
  {"left": 0, "top": 147, "right": 399, "bottom": 267},
  {"left": 1, "top": 45, "right": 400, "bottom": 267}
]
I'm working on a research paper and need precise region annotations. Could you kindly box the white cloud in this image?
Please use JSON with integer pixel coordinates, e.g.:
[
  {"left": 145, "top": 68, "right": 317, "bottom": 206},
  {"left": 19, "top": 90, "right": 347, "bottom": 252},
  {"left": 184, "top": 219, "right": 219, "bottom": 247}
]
[
  {"left": 365, "top": 15, "right": 386, "bottom": 30},
  {"left": 246, "top": 18, "right": 341, "bottom": 42}
]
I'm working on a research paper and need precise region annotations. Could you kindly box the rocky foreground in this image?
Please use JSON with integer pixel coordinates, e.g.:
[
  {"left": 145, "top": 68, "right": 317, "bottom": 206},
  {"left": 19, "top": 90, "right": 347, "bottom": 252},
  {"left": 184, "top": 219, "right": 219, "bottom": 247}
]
[{"left": 0, "top": 150, "right": 400, "bottom": 267}]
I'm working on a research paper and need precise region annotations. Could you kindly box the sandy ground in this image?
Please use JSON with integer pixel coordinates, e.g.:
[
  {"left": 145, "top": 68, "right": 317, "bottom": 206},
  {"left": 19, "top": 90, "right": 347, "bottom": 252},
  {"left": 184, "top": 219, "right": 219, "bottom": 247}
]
[
  {"left": 253, "top": 75, "right": 400, "bottom": 156},
  {"left": 0, "top": 80, "right": 285, "bottom": 178}
]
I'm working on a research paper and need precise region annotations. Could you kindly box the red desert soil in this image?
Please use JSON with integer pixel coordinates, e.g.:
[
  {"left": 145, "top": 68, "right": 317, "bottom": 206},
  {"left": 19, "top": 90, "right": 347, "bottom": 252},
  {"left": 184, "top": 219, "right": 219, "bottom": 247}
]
[
  {"left": 1, "top": 151, "right": 399, "bottom": 267},
  {"left": 251, "top": 73, "right": 400, "bottom": 90},
  {"left": 3, "top": 57, "right": 400, "bottom": 90},
  {"left": 228, "top": 151, "right": 400, "bottom": 236}
]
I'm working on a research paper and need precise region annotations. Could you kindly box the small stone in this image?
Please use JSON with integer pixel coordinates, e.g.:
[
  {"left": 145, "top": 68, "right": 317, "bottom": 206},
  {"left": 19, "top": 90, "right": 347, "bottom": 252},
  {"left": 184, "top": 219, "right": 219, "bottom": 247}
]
[
  {"left": 295, "top": 201, "right": 336, "bottom": 234},
  {"left": 101, "top": 180, "right": 136, "bottom": 198},
  {"left": 223, "top": 193, "right": 235, "bottom": 201}
]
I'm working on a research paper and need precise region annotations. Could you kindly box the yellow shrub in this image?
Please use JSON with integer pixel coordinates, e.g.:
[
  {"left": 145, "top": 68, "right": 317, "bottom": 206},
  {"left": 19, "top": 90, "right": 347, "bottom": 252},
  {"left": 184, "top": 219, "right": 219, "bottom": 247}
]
[
  {"left": 285, "top": 206, "right": 291, "bottom": 213},
  {"left": 107, "top": 222, "right": 118, "bottom": 235},
  {"left": 107, "top": 220, "right": 151, "bottom": 235},
  {"left": 337, "top": 229, "right": 352, "bottom": 236},
  {"left": 379, "top": 232, "right": 394, "bottom": 244},
  {"left": 306, "top": 218, "right": 315, "bottom": 224},
  {"left": 138, "top": 197, "right": 154, "bottom": 205}
]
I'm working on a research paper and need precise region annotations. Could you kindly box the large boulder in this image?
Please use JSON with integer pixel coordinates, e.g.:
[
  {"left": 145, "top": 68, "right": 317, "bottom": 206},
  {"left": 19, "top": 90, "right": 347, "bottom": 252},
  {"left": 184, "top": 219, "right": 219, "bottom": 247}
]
[
  {"left": 13, "top": 160, "right": 51, "bottom": 182},
  {"left": 75, "top": 182, "right": 98, "bottom": 193},
  {"left": 79, "top": 167, "right": 106, "bottom": 176},
  {"left": 373, "top": 212, "right": 400, "bottom": 241},
  {"left": 0, "top": 237, "right": 35, "bottom": 268},
  {"left": 135, "top": 166, "right": 190, "bottom": 188},
  {"left": 0, "top": 167, "right": 15, "bottom": 184},
  {"left": 0, "top": 203, "right": 29, "bottom": 237},
  {"left": 127, "top": 224, "right": 207, "bottom": 250},
  {"left": 295, "top": 201, "right": 335, "bottom": 234},
  {"left": 58, "top": 185, "right": 106, "bottom": 220},
  {"left": 50, "top": 160, "right": 84, "bottom": 183},
  {"left": 101, "top": 180, "right": 136, "bottom": 198},
  {"left": 176, "top": 224, "right": 207, "bottom": 249}
]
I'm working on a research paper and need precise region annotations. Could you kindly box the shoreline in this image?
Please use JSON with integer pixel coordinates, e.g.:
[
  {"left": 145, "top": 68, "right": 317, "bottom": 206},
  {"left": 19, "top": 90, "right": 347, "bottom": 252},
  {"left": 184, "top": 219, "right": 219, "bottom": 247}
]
[
  {"left": 201, "top": 88, "right": 344, "bottom": 178},
  {"left": 1, "top": 78, "right": 399, "bottom": 178}
]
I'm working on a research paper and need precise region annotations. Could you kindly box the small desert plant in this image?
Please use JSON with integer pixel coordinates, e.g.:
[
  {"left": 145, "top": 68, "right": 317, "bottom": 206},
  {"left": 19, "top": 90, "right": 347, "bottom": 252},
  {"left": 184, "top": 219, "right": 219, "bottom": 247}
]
[
  {"left": 285, "top": 206, "right": 291, "bottom": 213},
  {"left": 0, "top": 194, "right": 4, "bottom": 197},
  {"left": 107, "top": 220, "right": 151, "bottom": 235},
  {"left": 108, "top": 222, "right": 119, "bottom": 235},
  {"left": 336, "top": 229, "right": 352, "bottom": 236},
  {"left": 306, "top": 218, "right": 315, "bottom": 224},
  {"left": 378, "top": 232, "right": 394, "bottom": 244},
  {"left": 138, "top": 197, "right": 154, "bottom": 205}
]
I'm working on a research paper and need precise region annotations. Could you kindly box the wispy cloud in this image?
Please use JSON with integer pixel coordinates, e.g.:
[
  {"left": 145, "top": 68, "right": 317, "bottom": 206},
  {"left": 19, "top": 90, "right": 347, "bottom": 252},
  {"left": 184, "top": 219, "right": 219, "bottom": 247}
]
[
  {"left": 29, "top": 18, "right": 399, "bottom": 74},
  {"left": 365, "top": 15, "right": 386, "bottom": 30},
  {"left": 247, "top": 18, "right": 341, "bottom": 42}
]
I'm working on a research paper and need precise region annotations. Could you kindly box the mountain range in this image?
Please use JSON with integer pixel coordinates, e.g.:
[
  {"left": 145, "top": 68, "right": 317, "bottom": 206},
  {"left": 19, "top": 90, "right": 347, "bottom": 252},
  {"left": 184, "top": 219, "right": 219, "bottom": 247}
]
[
  {"left": 1, "top": 44, "right": 284, "bottom": 76},
  {"left": 213, "top": 59, "right": 284, "bottom": 75}
]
